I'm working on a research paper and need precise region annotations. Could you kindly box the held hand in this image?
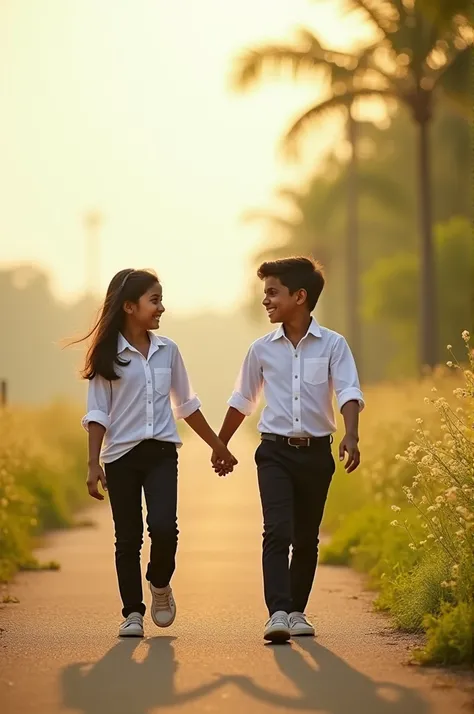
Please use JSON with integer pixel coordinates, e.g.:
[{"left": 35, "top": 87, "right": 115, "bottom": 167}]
[
  {"left": 212, "top": 442, "right": 238, "bottom": 477},
  {"left": 86, "top": 462, "right": 107, "bottom": 500},
  {"left": 339, "top": 434, "right": 360, "bottom": 473}
]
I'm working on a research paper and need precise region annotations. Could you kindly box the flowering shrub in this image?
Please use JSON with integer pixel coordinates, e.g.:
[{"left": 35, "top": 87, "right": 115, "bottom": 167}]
[{"left": 322, "top": 331, "right": 473, "bottom": 665}]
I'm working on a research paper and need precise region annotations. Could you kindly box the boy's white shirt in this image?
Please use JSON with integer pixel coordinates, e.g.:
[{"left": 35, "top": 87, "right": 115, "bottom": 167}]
[
  {"left": 228, "top": 317, "right": 364, "bottom": 437},
  {"left": 82, "top": 331, "right": 201, "bottom": 462}
]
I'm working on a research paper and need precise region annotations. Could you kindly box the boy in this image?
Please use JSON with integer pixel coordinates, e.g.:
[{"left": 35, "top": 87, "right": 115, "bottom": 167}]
[{"left": 212, "top": 257, "right": 364, "bottom": 643}]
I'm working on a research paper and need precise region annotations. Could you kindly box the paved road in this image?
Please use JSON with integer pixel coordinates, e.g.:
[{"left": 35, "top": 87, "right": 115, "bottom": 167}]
[{"left": 1, "top": 434, "right": 472, "bottom": 714}]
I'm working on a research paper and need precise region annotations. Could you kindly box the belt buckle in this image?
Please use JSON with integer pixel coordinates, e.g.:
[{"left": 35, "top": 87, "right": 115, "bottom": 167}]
[{"left": 287, "top": 437, "right": 310, "bottom": 448}]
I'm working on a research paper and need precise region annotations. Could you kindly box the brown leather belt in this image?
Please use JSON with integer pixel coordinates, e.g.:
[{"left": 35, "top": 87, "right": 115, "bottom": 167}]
[{"left": 260, "top": 433, "right": 332, "bottom": 448}]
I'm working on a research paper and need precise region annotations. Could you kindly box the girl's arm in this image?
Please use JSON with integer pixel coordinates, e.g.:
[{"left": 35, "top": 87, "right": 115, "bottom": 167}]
[
  {"left": 82, "top": 376, "right": 111, "bottom": 500},
  {"left": 184, "top": 410, "right": 237, "bottom": 468},
  {"left": 87, "top": 423, "right": 108, "bottom": 500},
  {"left": 170, "top": 345, "right": 237, "bottom": 470}
]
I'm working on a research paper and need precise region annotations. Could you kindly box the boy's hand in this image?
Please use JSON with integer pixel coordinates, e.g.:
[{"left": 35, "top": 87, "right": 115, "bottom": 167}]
[
  {"left": 339, "top": 434, "right": 360, "bottom": 473},
  {"left": 87, "top": 462, "right": 107, "bottom": 500}
]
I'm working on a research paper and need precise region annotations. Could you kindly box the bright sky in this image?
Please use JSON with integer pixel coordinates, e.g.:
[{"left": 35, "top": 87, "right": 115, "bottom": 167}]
[{"left": 0, "top": 0, "right": 370, "bottom": 314}]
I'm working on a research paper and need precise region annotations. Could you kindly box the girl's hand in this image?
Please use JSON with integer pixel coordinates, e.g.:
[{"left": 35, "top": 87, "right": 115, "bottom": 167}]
[
  {"left": 87, "top": 462, "right": 107, "bottom": 500},
  {"left": 211, "top": 442, "right": 238, "bottom": 477}
]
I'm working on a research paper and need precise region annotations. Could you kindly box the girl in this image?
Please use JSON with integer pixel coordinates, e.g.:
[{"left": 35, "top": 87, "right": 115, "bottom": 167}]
[{"left": 78, "top": 268, "right": 237, "bottom": 638}]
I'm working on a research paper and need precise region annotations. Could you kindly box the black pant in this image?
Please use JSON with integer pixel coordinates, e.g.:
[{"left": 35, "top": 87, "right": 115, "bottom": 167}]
[
  {"left": 104, "top": 440, "right": 178, "bottom": 618},
  {"left": 255, "top": 438, "right": 335, "bottom": 616}
]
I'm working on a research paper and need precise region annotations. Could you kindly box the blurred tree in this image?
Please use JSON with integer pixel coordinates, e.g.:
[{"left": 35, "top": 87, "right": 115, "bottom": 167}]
[
  {"left": 247, "top": 101, "right": 470, "bottom": 381},
  {"left": 363, "top": 216, "right": 473, "bottom": 375},
  {"left": 244, "top": 164, "right": 407, "bottom": 343},
  {"left": 233, "top": 30, "right": 382, "bottom": 369},
  {"left": 233, "top": 1, "right": 472, "bottom": 370}
]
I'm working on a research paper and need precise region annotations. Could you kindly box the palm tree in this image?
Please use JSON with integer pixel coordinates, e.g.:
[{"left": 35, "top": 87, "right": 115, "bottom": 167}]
[
  {"left": 232, "top": 2, "right": 472, "bottom": 369},
  {"left": 233, "top": 32, "right": 376, "bottom": 367},
  {"left": 245, "top": 165, "right": 408, "bottom": 339}
]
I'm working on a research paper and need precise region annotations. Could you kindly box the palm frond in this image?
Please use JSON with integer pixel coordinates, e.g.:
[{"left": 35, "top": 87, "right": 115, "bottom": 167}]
[
  {"left": 282, "top": 89, "right": 397, "bottom": 158},
  {"left": 231, "top": 29, "right": 361, "bottom": 91},
  {"left": 333, "top": 0, "right": 396, "bottom": 37},
  {"left": 240, "top": 209, "right": 298, "bottom": 234},
  {"left": 231, "top": 46, "right": 321, "bottom": 91}
]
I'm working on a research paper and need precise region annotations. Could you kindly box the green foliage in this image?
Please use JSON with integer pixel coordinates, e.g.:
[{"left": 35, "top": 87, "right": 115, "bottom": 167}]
[
  {"left": 363, "top": 217, "right": 474, "bottom": 374},
  {"left": 417, "top": 601, "right": 474, "bottom": 665},
  {"left": 0, "top": 404, "right": 87, "bottom": 582}
]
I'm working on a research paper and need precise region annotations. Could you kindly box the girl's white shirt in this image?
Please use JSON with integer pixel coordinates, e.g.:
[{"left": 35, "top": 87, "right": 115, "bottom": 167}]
[{"left": 82, "top": 331, "right": 201, "bottom": 463}]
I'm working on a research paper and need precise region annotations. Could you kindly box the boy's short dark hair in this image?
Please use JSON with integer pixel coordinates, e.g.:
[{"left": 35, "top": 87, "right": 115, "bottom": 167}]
[{"left": 257, "top": 256, "right": 325, "bottom": 312}]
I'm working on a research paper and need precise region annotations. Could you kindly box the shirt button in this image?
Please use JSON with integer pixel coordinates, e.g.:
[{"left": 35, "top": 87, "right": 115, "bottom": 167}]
[
  {"left": 148, "top": 401, "right": 151, "bottom": 404},
  {"left": 295, "top": 375, "right": 298, "bottom": 379},
  {"left": 295, "top": 418, "right": 299, "bottom": 422},
  {"left": 295, "top": 396, "right": 298, "bottom": 400}
]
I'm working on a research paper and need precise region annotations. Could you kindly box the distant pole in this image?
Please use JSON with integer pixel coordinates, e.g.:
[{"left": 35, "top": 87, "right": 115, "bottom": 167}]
[
  {"left": 84, "top": 210, "right": 103, "bottom": 295},
  {"left": 0, "top": 380, "right": 7, "bottom": 408}
]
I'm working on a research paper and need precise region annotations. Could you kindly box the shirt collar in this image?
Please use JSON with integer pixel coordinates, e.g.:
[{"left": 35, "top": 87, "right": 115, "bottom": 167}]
[
  {"left": 117, "top": 331, "right": 165, "bottom": 355},
  {"left": 270, "top": 316, "right": 322, "bottom": 342}
]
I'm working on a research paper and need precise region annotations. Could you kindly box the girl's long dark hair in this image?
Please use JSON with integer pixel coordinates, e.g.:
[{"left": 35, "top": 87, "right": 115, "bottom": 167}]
[{"left": 75, "top": 269, "right": 159, "bottom": 381}]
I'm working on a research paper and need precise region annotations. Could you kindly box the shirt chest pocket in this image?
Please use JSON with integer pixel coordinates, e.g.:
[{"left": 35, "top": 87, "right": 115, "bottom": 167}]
[
  {"left": 303, "top": 357, "right": 329, "bottom": 386},
  {"left": 154, "top": 367, "right": 172, "bottom": 395}
]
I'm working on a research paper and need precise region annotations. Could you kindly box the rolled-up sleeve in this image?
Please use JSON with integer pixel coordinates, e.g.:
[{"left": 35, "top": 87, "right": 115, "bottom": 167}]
[
  {"left": 227, "top": 344, "right": 263, "bottom": 416},
  {"left": 170, "top": 346, "right": 201, "bottom": 420},
  {"left": 81, "top": 376, "right": 112, "bottom": 431},
  {"left": 330, "top": 336, "right": 365, "bottom": 412}
]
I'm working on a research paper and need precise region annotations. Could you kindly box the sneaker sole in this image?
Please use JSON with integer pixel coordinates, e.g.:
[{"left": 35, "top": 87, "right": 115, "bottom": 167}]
[
  {"left": 290, "top": 629, "right": 315, "bottom": 637},
  {"left": 119, "top": 629, "right": 144, "bottom": 638},
  {"left": 149, "top": 583, "right": 176, "bottom": 628},
  {"left": 264, "top": 628, "right": 291, "bottom": 643},
  {"left": 150, "top": 611, "right": 176, "bottom": 628}
]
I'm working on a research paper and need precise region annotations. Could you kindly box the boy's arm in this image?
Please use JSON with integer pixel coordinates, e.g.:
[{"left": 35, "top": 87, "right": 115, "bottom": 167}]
[
  {"left": 212, "top": 344, "right": 263, "bottom": 471},
  {"left": 329, "top": 336, "right": 364, "bottom": 473},
  {"left": 217, "top": 407, "right": 246, "bottom": 445},
  {"left": 339, "top": 401, "right": 360, "bottom": 473}
]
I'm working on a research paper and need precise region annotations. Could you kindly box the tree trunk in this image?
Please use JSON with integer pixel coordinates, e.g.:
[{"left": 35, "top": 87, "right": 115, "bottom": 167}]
[
  {"left": 346, "top": 108, "right": 361, "bottom": 376},
  {"left": 418, "top": 117, "right": 437, "bottom": 370}
]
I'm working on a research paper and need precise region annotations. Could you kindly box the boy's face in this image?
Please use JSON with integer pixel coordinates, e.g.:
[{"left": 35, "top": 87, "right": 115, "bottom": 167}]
[{"left": 262, "top": 276, "right": 306, "bottom": 324}]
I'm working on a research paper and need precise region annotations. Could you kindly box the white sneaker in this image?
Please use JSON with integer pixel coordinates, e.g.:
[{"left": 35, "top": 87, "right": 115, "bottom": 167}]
[
  {"left": 149, "top": 583, "right": 176, "bottom": 628},
  {"left": 119, "top": 612, "right": 144, "bottom": 638},
  {"left": 264, "top": 610, "right": 291, "bottom": 643},
  {"left": 289, "top": 611, "right": 315, "bottom": 637}
]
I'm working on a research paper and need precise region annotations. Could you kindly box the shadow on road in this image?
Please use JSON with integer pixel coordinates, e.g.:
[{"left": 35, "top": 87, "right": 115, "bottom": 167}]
[
  {"left": 61, "top": 636, "right": 228, "bottom": 714},
  {"left": 223, "top": 639, "right": 432, "bottom": 713},
  {"left": 61, "top": 635, "right": 433, "bottom": 714}
]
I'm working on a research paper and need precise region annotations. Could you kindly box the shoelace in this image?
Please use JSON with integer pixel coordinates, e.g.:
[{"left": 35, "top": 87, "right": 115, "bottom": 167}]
[
  {"left": 124, "top": 614, "right": 142, "bottom": 627},
  {"left": 290, "top": 613, "right": 308, "bottom": 626},
  {"left": 152, "top": 590, "right": 172, "bottom": 611},
  {"left": 269, "top": 613, "right": 288, "bottom": 627}
]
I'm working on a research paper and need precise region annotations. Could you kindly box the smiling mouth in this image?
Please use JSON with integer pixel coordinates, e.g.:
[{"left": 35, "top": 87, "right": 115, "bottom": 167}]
[{"left": 266, "top": 308, "right": 276, "bottom": 316}]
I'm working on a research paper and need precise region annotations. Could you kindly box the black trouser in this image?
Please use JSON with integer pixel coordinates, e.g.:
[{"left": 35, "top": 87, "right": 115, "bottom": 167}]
[
  {"left": 104, "top": 440, "right": 178, "bottom": 618},
  {"left": 255, "top": 437, "right": 335, "bottom": 616}
]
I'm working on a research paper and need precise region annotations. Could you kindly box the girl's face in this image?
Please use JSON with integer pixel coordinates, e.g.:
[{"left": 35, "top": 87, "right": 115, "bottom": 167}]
[{"left": 124, "top": 281, "right": 165, "bottom": 330}]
